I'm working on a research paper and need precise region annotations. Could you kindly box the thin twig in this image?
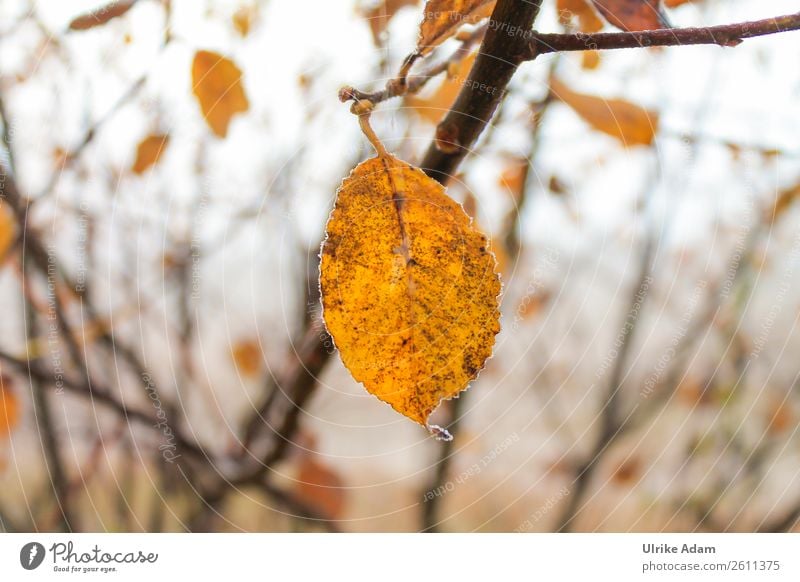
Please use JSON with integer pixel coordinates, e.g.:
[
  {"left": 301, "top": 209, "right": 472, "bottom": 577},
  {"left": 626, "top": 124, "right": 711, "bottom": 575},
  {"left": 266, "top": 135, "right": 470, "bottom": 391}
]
[
  {"left": 529, "top": 12, "right": 800, "bottom": 56},
  {"left": 339, "top": 23, "right": 487, "bottom": 107}
]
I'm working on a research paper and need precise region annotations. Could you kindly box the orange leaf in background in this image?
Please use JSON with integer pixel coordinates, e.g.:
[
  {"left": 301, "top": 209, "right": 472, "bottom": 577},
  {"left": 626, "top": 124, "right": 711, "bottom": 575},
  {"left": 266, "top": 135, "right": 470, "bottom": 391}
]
[
  {"left": 550, "top": 77, "right": 658, "bottom": 147},
  {"left": 0, "top": 379, "right": 19, "bottom": 438},
  {"left": 517, "top": 290, "right": 551, "bottom": 321},
  {"left": 592, "top": 0, "right": 670, "bottom": 32},
  {"left": 676, "top": 378, "right": 712, "bottom": 407},
  {"left": 591, "top": 0, "right": 669, "bottom": 32},
  {"left": 498, "top": 157, "right": 529, "bottom": 201},
  {"left": 191, "top": 50, "right": 250, "bottom": 138},
  {"left": 664, "top": 0, "right": 696, "bottom": 7},
  {"left": 232, "top": 4, "right": 259, "bottom": 37},
  {"left": 581, "top": 50, "right": 601, "bottom": 70},
  {"left": 231, "top": 339, "right": 262, "bottom": 377},
  {"left": 405, "top": 51, "right": 477, "bottom": 124},
  {"left": 767, "top": 181, "right": 800, "bottom": 225},
  {"left": 131, "top": 134, "right": 169, "bottom": 175},
  {"left": 294, "top": 454, "right": 346, "bottom": 520},
  {"left": 417, "top": 0, "right": 495, "bottom": 55},
  {"left": 557, "top": 0, "right": 603, "bottom": 33},
  {"left": 612, "top": 457, "right": 642, "bottom": 485},
  {"left": 320, "top": 154, "right": 501, "bottom": 433},
  {"left": 548, "top": 175, "right": 567, "bottom": 195},
  {"left": 69, "top": 0, "right": 137, "bottom": 31},
  {"left": 767, "top": 399, "right": 793, "bottom": 435},
  {"left": 363, "top": 0, "right": 420, "bottom": 45},
  {"left": 0, "top": 203, "right": 15, "bottom": 263}
]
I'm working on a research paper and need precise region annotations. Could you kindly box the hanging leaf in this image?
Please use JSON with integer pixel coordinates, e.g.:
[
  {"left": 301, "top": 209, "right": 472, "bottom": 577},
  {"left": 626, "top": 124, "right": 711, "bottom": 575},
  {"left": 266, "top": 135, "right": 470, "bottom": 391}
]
[
  {"left": 191, "top": 50, "right": 250, "bottom": 138},
  {"left": 363, "top": 0, "right": 420, "bottom": 45},
  {"left": 0, "top": 378, "right": 19, "bottom": 439},
  {"left": 405, "top": 51, "right": 478, "bottom": 124},
  {"left": 131, "top": 134, "right": 169, "bottom": 174},
  {"left": 550, "top": 77, "right": 658, "bottom": 147},
  {"left": 69, "top": 0, "right": 137, "bottom": 31},
  {"left": 591, "top": 0, "right": 669, "bottom": 32},
  {"left": 0, "top": 203, "right": 15, "bottom": 263},
  {"left": 557, "top": 0, "right": 604, "bottom": 33},
  {"left": 417, "top": 0, "right": 496, "bottom": 55},
  {"left": 320, "top": 154, "right": 501, "bottom": 433},
  {"left": 231, "top": 339, "right": 262, "bottom": 377},
  {"left": 294, "top": 454, "right": 346, "bottom": 520}
]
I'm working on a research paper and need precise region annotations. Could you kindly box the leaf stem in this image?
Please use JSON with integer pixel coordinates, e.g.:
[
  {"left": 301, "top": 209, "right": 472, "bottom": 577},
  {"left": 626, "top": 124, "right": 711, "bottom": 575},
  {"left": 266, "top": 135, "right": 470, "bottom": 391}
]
[{"left": 353, "top": 100, "right": 390, "bottom": 158}]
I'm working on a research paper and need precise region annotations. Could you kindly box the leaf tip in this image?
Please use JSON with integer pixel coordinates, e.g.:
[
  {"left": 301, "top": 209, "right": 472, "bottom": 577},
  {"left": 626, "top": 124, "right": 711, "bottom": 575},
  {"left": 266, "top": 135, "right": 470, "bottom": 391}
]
[{"left": 427, "top": 424, "right": 454, "bottom": 441}]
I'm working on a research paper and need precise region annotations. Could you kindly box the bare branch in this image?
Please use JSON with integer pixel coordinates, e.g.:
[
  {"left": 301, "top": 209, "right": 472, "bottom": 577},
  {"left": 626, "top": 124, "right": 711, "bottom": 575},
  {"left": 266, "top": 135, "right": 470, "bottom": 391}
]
[
  {"left": 420, "top": 0, "right": 545, "bottom": 184},
  {"left": 529, "top": 12, "right": 800, "bottom": 56}
]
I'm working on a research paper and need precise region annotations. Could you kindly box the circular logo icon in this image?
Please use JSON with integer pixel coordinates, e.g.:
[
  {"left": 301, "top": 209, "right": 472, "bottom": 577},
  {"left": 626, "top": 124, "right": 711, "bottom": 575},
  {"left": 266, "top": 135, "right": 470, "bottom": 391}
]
[{"left": 19, "top": 542, "right": 46, "bottom": 570}]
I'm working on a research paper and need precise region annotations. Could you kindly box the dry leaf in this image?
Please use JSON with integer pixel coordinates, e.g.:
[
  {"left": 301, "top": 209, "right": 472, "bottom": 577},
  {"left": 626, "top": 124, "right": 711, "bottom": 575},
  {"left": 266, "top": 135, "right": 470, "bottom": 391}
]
[
  {"left": 550, "top": 77, "right": 658, "bottom": 147},
  {"left": 191, "top": 50, "right": 250, "bottom": 138},
  {"left": 0, "top": 203, "right": 15, "bottom": 262},
  {"left": 557, "top": 0, "right": 603, "bottom": 33},
  {"left": 294, "top": 454, "right": 345, "bottom": 520},
  {"left": 364, "top": 0, "right": 420, "bottom": 45},
  {"left": 417, "top": 0, "right": 495, "bottom": 55},
  {"left": 231, "top": 339, "right": 262, "bottom": 377},
  {"left": 591, "top": 0, "right": 669, "bottom": 32},
  {"left": 0, "top": 378, "right": 19, "bottom": 438},
  {"left": 131, "top": 134, "right": 169, "bottom": 174},
  {"left": 405, "top": 51, "right": 478, "bottom": 124},
  {"left": 69, "top": 0, "right": 137, "bottom": 31},
  {"left": 320, "top": 154, "right": 501, "bottom": 430}
]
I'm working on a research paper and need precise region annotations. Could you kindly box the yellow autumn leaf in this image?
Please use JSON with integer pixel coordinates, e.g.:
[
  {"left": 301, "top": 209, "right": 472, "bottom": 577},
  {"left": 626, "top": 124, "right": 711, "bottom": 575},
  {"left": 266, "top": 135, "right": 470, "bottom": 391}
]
[
  {"left": 417, "top": 0, "right": 495, "bottom": 55},
  {"left": 405, "top": 50, "right": 477, "bottom": 124},
  {"left": 0, "top": 202, "right": 15, "bottom": 263},
  {"left": 320, "top": 154, "right": 500, "bottom": 433},
  {"left": 191, "top": 50, "right": 250, "bottom": 138},
  {"left": 131, "top": 134, "right": 169, "bottom": 174},
  {"left": 0, "top": 380, "right": 19, "bottom": 438},
  {"left": 550, "top": 77, "right": 658, "bottom": 147},
  {"left": 231, "top": 339, "right": 262, "bottom": 377}
]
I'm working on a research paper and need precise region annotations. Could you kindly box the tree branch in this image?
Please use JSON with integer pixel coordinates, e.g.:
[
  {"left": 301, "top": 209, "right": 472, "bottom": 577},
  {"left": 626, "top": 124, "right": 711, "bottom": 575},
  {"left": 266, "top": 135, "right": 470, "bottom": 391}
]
[
  {"left": 529, "top": 12, "right": 800, "bottom": 56},
  {"left": 420, "top": 0, "right": 545, "bottom": 184}
]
